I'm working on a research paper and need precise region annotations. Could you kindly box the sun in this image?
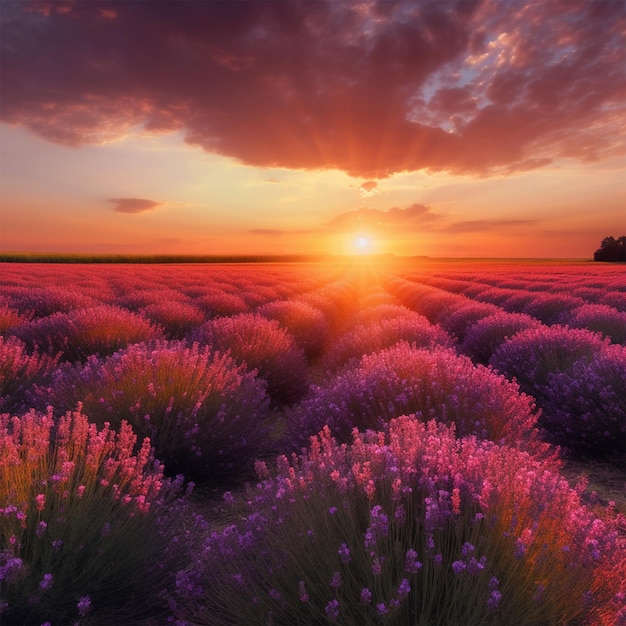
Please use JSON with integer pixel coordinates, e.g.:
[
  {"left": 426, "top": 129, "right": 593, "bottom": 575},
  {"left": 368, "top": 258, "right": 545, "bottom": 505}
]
[{"left": 351, "top": 234, "right": 375, "bottom": 254}]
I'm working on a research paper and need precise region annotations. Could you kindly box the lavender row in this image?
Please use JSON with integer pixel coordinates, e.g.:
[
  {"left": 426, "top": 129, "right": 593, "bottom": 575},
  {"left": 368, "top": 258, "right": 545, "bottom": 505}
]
[{"left": 384, "top": 275, "right": 625, "bottom": 460}]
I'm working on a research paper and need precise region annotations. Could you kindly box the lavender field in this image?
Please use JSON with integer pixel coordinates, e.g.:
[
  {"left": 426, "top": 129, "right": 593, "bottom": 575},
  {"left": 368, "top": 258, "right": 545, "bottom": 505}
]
[{"left": 1, "top": 259, "right": 625, "bottom": 625}]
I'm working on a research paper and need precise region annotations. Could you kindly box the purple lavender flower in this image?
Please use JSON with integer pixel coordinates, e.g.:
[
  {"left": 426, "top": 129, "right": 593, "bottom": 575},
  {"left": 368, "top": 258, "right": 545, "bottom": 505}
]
[
  {"left": 77, "top": 595, "right": 91, "bottom": 617},
  {"left": 397, "top": 578, "right": 411, "bottom": 597},
  {"left": 325, "top": 598, "right": 340, "bottom": 621},
  {"left": 269, "top": 588, "right": 283, "bottom": 602},
  {"left": 486, "top": 590, "right": 502, "bottom": 612},
  {"left": 0, "top": 556, "right": 24, "bottom": 582},
  {"left": 405, "top": 549, "right": 422, "bottom": 574},
  {"left": 468, "top": 556, "right": 487, "bottom": 574},
  {"left": 360, "top": 588, "right": 372, "bottom": 605},
  {"left": 298, "top": 580, "right": 309, "bottom": 603},
  {"left": 338, "top": 543, "right": 351, "bottom": 564},
  {"left": 371, "top": 555, "right": 385, "bottom": 575},
  {"left": 39, "top": 573, "right": 53, "bottom": 590}
]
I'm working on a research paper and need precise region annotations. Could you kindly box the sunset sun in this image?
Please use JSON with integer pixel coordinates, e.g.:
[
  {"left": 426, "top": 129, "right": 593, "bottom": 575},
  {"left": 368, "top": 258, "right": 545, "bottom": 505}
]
[{"left": 351, "top": 234, "right": 375, "bottom": 254}]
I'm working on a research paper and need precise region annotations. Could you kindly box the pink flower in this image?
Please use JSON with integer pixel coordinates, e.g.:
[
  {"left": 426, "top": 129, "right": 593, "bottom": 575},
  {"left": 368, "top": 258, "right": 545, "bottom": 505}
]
[{"left": 35, "top": 493, "right": 45, "bottom": 511}]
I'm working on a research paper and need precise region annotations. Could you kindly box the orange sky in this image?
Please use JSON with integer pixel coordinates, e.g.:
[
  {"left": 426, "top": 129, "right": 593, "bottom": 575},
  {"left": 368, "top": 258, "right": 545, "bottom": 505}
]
[{"left": 1, "top": 0, "right": 624, "bottom": 258}]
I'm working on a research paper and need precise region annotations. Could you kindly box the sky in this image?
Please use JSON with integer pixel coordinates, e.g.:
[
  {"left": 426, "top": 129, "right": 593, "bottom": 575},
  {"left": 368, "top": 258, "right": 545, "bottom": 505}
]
[{"left": 0, "top": 0, "right": 624, "bottom": 258}]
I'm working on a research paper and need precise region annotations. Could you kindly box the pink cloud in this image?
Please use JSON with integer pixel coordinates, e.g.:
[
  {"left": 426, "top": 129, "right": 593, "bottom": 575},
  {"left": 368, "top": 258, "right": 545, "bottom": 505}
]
[
  {"left": 109, "top": 198, "right": 162, "bottom": 214},
  {"left": 360, "top": 181, "right": 378, "bottom": 193},
  {"left": 1, "top": 1, "right": 623, "bottom": 178}
]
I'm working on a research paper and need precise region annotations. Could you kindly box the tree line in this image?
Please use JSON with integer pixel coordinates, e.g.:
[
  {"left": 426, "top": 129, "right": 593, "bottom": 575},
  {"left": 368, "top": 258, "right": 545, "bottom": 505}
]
[{"left": 594, "top": 236, "right": 625, "bottom": 262}]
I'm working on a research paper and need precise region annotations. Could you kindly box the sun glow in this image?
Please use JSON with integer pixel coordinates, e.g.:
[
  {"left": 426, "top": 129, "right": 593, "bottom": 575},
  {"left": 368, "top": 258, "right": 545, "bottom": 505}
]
[{"left": 351, "top": 234, "right": 375, "bottom": 254}]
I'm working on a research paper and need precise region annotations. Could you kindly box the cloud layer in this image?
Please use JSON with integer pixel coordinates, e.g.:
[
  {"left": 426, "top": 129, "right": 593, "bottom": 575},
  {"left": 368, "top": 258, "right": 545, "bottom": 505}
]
[
  {"left": 2, "top": 1, "right": 624, "bottom": 178},
  {"left": 327, "top": 204, "right": 442, "bottom": 232},
  {"left": 249, "top": 203, "right": 538, "bottom": 237},
  {"left": 109, "top": 198, "right": 162, "bottom": 214}
]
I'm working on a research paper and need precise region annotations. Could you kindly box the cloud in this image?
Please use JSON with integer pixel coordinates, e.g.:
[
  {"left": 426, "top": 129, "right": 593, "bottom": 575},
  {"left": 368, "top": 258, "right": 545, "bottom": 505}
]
[
  {"left": 109, "top": 198, "right": 162, "bottom": 214},
  {"left": 326, "top": 204, "right": 538, "bottom": 235},
  {"left": 441, "top": 219, "right": 538, "bottom": 234},
  {"left": 249, "top": 228, "right": 285, "bottom": 236},
  {"left": 247, "top": 203, "right": 539, "bottom": 239},
  {"left": 360, "top": 182, "right": 378, "bottom": 192},
  {"left": 1, "top": 1, "right": 624, "bottom": 177},
  {"left": 360, "top": 180, "right": 379, "bottom": 197},
  {"left": 327, "top": 204, "right": 444, "bottom": 232},
  {"left": 249, "top": 227, "right": 313, "bottom": 236}
]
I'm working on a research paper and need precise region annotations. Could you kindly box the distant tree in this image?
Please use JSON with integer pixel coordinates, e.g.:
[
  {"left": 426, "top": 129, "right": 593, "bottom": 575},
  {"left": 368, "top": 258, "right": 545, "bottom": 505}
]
[{"left": 594, "top": 235, "right": 626, "bottom": 262}]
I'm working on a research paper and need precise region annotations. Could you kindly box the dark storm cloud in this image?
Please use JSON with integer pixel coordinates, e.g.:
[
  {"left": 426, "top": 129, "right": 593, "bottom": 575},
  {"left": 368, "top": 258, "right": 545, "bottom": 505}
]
[{"left": 1, "top": 1, "right": 624, "bottom": 177}]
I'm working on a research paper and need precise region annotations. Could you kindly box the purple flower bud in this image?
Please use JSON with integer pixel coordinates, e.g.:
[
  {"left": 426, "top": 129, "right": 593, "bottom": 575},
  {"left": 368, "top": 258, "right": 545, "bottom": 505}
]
[
  {"left": 397, "top": 578, "right": 411, "bottom": 597},
  {"left": 360, "top": 588, "right": 372, "bottom": 605},
  {"left": 338, "top": 543, "right": 351, "bottom": 564},
  {"left": 39, "top": 573, "right": 53, "bottom": 590},
  {"left": 330, "top": 571, "right": 342, "bottom": 589},
  {"left": 77, "top": 595, "right": 91, "bottom": 616},
  {"left": 486, "top": 590, "right": 502, "bottom": 612},
  {"left": 325, "top": 598, "right": 340, "bottom": 621}
]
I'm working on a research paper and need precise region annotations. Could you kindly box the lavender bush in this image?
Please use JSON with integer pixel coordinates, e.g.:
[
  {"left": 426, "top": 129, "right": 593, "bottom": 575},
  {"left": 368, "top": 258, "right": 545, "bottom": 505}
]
[
  {"left": 598, "top": 290, "right": 626, "bottom": 312},
  {"left": 11, "top": 305, "right": 165, "bottom": 362},
  {"left": 0, "top": 336, "right": 57, "bottom": 415},
  {"left": 460, "top": 312, "right": 541, "bottom": 365},
  {"left": 117, "top": 287, "right": 187, "bottom": 311},
  {"left": 195, "top": 290, "right": 249, "bottom": 318},
  {"left": 500, "top": 291, "right": 538, "bottom": 313},
  {"left": 3, "top": 286, "right": 96, "bottom": 318},
  {"left": 489, "top": 325, "right": 609, "bottom": 403},
  {"left": 257, "top": 300, "right": 329, "bottom": 360},
  {"left": 141, "top": 300, "right": 206, "bottom": 339},
  {"left": 568, "top": 303, "right": 626, "bottom": 344},
  {"left": 0, "top": 304, "right": 27, "bottom": 335},
  {"left": 0, "top": 407, "right": 193, "bottom": 624},
  {"left": 288, "top": 343, "right": 547, "bottom": 458},
  {"left": 541, "top": 344, "right": 626, "bottom": 460},
  {"left": 437, "top": 301, "right": 500, "bottom": 343},
  {"left": 174, "top": 418, "right": 624, "bottom": 625},
  {"left": 193, "top": 314, "right": 309, "bottom": 405},
  {"left": 320, "top": 317, "right": 455, "bottom": 374},
  {"left": 409, "top": 290, "right": 466, "bottom": 323},
  {"left": 521, "top": 293, "right": 585, "bottom": 326},
  {"left": 36, "top": 341, "right": 271, "bottom": 481}
]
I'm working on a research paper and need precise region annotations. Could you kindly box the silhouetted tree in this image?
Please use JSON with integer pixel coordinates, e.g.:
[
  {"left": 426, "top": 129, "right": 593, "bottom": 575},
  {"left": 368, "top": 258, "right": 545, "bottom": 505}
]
[{"left": 594, "top": 235, "right": 626, "bottom": 262}]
